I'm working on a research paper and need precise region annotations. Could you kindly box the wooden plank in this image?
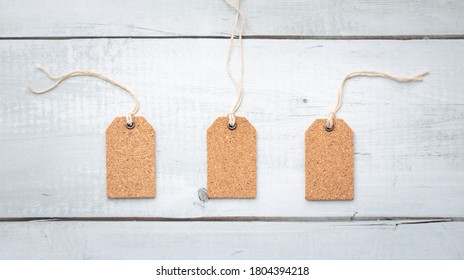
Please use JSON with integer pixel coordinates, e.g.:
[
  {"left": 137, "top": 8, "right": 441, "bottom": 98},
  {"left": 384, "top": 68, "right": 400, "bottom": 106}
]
[
  {"left": 0, "top": 220, "right": 463, "bottom": 259},
  {"left": 1, "top": 39, "right": 463, "bottom": 218},
  {"left": 1, "top": 0, "right": 463, "bottom": 38}
]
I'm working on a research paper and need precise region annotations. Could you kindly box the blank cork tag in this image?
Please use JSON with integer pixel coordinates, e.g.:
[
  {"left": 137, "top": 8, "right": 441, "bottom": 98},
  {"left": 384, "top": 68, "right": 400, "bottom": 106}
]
[
  {"left": 207, "top": 116, "right": 256, "bottom": 198},
  {"left": 305, "top": 119, "right": 354, "bottom": 200},
  {"left": 106, "top": 116, "right": 155, "bottom": 198}
]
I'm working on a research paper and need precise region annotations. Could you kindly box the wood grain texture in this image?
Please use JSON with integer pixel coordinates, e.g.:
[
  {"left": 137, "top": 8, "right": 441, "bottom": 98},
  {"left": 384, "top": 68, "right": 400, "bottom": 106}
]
[
  {"left": 0, "top": 220, "right": 463, "bottom": 259},
  {"left": 0, "top": 0, "right": 463, "bottom": 38},
  {"left": 0, "top": 0, "right": 463, "bottom": 261},
  {"left": 0, "top": 39, "right": 463, "bottom": 218}
]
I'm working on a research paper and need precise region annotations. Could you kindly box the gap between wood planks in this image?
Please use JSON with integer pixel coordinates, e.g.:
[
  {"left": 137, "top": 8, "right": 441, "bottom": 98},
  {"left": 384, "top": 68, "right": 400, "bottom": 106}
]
[
  {"left": 0, "top": 217, "right": 461, "bottom": 225},
  {"left": 1, "top": 34, "right": 464, "bottom": 40}
]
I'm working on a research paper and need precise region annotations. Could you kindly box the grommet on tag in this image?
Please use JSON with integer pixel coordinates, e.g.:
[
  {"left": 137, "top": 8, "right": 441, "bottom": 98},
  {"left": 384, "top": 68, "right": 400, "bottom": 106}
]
[
  {"left": 125, "top": 121, "right": 135, "bottom": 130},
  {"left": 324, "top": 124, "right": 334, "bottom": 132},
  {"left": 125, "top": 113, "right": 135, "bottom": 129},
  {"left": 228, "top": 122, "right": 237, "bottom": 130}
]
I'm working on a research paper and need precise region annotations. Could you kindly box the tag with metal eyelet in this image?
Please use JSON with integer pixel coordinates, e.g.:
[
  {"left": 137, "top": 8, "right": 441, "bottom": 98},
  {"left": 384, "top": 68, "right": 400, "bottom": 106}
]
[
  {"left": 207, "top": 1, "right": 256, "bottom": 198},
  {"left": 106, "top": 116, "right": 156, "bottom": 198},
  {"left": 28, "top": 65, "right": 157, "bottom": 199},
  {"left": 324, "top": 124, "right": 334, "bottom": 132},
  {"left": 304, "top": 71, "right": 428, "bottom": 200},
  {"left": 227, "top": 122, "right": 237, "bottom": 130},
  {"left": 207, "top": 116, "right": 256, "bottom": 198},
  {"left": 305, "top": 118, "right": 354, "bottom": 200},
  {"left": 125, "top": 121, "right": 135, "bottom": 130}
]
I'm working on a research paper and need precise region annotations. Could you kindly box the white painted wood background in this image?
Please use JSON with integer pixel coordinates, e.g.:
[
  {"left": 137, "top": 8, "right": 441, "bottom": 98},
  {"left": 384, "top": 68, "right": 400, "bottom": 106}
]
[{"left": 0, "top": 0, "right": 463, "bottom": 259}]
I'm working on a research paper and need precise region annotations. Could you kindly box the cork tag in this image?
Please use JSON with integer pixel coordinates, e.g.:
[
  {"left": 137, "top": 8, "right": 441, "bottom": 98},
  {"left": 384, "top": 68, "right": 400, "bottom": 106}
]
[
  {"left": 305, "top": 119, "right": 354, "bottom": 200},
  {"left": 106, "top": 116, "right": 155, "bottom": 198},
  {"left": 207, "top": 116, "right": 256, "bottom": 198}
]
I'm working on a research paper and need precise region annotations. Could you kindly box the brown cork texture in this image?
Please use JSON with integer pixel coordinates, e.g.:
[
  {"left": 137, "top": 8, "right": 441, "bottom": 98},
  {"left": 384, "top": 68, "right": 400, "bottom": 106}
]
[
  {"left": 207, "top": 116, "right": 256, "bottom": 198},
  {"left": 106, "top": 116, "right": 155, "bottom": 198},
  {"left": 305, "top": 118, "right": 354, "bottom": 200}
]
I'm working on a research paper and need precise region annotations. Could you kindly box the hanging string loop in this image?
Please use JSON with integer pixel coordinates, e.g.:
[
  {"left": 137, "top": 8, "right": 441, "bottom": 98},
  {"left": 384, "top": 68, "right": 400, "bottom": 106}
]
[
  {"left": 326, "top": 70, "right": 429, "bottom": 130},
  {"left": 28, "top": 65, "right": 140, "bottom": 127},
  {"left": 223, "top": 0, "right": 246, "bottom": 128}
]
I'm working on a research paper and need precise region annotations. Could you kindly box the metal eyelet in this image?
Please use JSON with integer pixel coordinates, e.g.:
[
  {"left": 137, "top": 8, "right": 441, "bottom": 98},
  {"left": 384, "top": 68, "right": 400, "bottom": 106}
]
[
  {"left": 228, "top": 123, "right": 237, "bottom": 130},
  {"left": 125, "top": 121, "right": 135, "bottom": 130},
  {"left": 324, "top": 124, "right": 334, "bottom": 132}
]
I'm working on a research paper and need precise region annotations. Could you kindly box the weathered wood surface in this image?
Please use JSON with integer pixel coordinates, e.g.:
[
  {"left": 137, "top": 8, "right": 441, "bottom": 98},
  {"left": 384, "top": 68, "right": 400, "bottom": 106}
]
[
  {"left": 1, "top": 39, "right": 463, "bottom": 218},
  {"left": 0, "top": 0, "right": 463, "bottom": 260},
  {"left": 0, "top": 220, "right": 462, "bottom": 259},
  {"left": 0, "top": 0, "right": 463, "bottom": 38}
]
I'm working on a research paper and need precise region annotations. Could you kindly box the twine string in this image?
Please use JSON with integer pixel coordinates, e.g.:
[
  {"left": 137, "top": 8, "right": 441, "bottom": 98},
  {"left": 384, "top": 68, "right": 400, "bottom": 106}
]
[
  {"left": 326, "top": 70, "right": 429, "bottom": 129},
  {"left": 28, "top": 65, "right": 140, "bottom": 126},
  {"left": 224, "top": 0, "right": 246, "bottom": 127}
]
